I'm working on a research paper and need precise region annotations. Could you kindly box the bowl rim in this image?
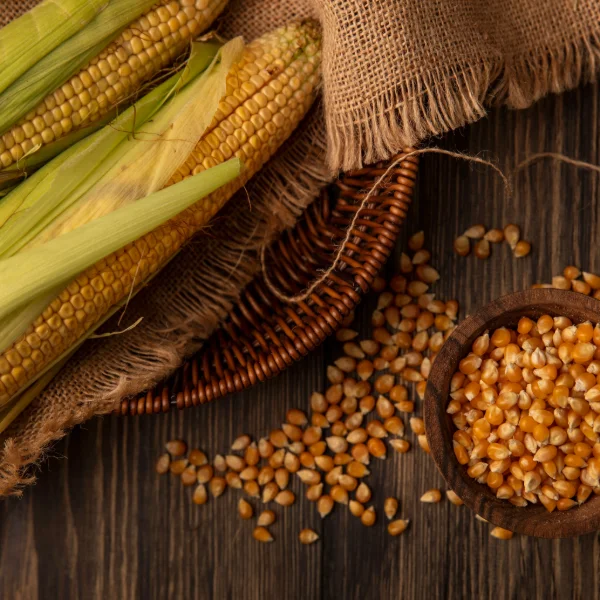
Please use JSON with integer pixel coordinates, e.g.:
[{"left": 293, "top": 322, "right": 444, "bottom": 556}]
[{"left": 424, "top": 288, "right": 600, "bottom": 538}]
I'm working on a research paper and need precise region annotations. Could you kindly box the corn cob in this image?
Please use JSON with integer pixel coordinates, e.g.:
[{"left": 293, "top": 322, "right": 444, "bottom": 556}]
[
  {"left": 0, "top": 20, "right": 322, "bottom": 406},
  {"left": 0, "top": 0, "right": 227, "bottom": 170}
]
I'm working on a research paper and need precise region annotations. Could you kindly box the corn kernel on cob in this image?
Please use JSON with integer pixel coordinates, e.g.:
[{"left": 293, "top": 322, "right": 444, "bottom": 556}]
[
  {"left": 0, "top": 0, "right": 227, "bottom": 170},
  {"left": 0, "top": 20, "right": 322, "bottom": 406}
]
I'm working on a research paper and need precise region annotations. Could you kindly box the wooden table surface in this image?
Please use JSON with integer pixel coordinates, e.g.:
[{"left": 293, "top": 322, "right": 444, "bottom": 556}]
[{"left": 1, "top": 81, "right": 600, "bottom": 600}]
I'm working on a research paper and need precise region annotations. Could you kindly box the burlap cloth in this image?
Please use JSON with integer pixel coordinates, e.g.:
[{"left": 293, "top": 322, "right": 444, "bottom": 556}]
[{"left": 1, "top": 0, "right": 599, "bottom": 495}]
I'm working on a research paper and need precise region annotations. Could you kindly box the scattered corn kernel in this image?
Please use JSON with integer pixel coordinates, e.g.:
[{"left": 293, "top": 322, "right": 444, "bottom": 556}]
[
  {"left": 514, "top": 240, "right": 531, "bottom": 258},
  {"left": 454, "top": 235, "right": 470, "bottom": 256},
  {"left": 388, "top": 519, "right": 409, "bottom": 536},
  {"left": 474, "top": 239, "right": 490, "bottom": 260},
  {"left": 490, "top": 527, "right": 513, "bottom": 540},
  {"left": 420, "top": 489, "right": 442, "bottom": 503},
  {"left": 253, "top": 527, "right": 274, "bottom": 543},
  {"left": 299, "top": 529, "right": 319, "bottom": 545},
  {"left": 504, "top": 224, "right": 520, "bottom": 249}
]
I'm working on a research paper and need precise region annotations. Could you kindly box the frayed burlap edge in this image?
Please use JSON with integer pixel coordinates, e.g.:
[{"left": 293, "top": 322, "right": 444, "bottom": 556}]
[
  {"left": 0, "top": 407, "right": 99, "bottom": 495},
  {"left": 326, "top": 30, "right": 600, "bottom": 172},
  {"left": 497, "top": 30, "right": 600, "bottom": 109},
  {"left": 326, "top": 62, "right": 501, "bottom": 173}
]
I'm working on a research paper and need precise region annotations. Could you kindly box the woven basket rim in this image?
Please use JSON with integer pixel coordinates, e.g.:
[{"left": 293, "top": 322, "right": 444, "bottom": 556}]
[{"left": 120, "top": 148, "right": 419, "bottom": 415}]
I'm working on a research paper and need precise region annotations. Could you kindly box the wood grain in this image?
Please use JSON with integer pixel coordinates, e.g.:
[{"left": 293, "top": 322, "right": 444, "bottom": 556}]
[{"left": 2, "top": 82, "right": 600, "bottom": 599}]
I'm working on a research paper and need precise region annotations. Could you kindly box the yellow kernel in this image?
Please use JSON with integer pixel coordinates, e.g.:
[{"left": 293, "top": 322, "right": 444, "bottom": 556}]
[
  {"left": 533, "top": 423, "right": 549, "bottom": 442},
  {"left": 496, "top": 484, "right": 514, "bottom": 499},
  {"left": 518, "top": 317, "right": 534, "bottom": 334},
  {"left": 472, "top": 418, "right": 491, "bottom": 440},
  {"left": 454, "top": 235, "right": 470, "bottom": 256},
  {"left": 573, "top": 342, "right": 595, "bottom": 363},
  {"left": 485, "top": 405, "right": 504, "bottom": 426},
  {"left": 486, "top": 472, "right": 504, "bottom": 489},
  {"left": 472, "top": 333, "right": 490, "bottom": 356},
  {"left": 504, "top": 224, "right": 520, "bottom": 249},
  {"left": 572, "top": 279, "right": 592, "bottom": 295},
  {"left": 491, "top": 328, "right": 511, "bottom": 347},
  {"left": 557, "top": 498, "right": 578, "bottom": 511},
  {"left": 490, "top": 527, "right": 513, "bottom": 540},
  {"left": 459, "top": 353, "right": 482, "bottom": 375},
  {"left": 467, "top": 462, "right": 488, "bottom": 478},
  {"left": 420, "top": 489, "right": 442, "bottom": 503}
]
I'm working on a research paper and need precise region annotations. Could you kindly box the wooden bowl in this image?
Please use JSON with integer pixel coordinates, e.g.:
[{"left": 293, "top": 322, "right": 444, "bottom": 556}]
[{"left": 424, "top": 288, "right": 600, "bottom": 538}]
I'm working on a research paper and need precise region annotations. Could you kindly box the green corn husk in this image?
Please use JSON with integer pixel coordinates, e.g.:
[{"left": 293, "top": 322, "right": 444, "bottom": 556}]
[
  {"left": 0, "top": 0, "right": 158, "bottom": 138},
  {"left": 0, "top": 40, "right": 224, "bottom": 257},
  {"left": 0, "top": 37, "right": 243, "bottom": 355},
  {"left": 0, "top": 158, "right": 241, "bottom": 321},
  {"left": 0, "top": 0, "right": 108, "bottom": 96}
]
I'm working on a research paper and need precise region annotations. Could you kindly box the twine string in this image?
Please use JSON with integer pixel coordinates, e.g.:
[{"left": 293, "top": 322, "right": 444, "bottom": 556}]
[
  {"left": 261, "top": 148, "right": 511, "bottom": 304},
  {"left": 516, "top": 152, "right": 600, "bottom": 174}
]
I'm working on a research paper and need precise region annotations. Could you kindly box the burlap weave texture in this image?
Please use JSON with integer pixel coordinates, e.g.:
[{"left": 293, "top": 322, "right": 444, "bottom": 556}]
[{"left": 316, "top": 0, "right": 600, "bottom": 170}]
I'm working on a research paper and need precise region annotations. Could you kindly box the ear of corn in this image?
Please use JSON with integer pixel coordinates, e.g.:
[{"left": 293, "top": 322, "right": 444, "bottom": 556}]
[
  {"left": 0, "top": 0, "right": 159, "bottom": 143},
  {"left": 0, "top": 40, "right": 224, "bottom": 258},
  {"left": 0, "top": 157, "right": 241, "bottom": 323},
  {"left": 0, "top": 157, "right": 241, "bottom": 423},
  {"left": 0, "top": 37, "right": 241, "bottom": 354},
  {"left": 0, "top": 351, "right": 74, "bottom": 435},
  {"left": 0, "top": 20, "right": 322, "bottom": 413},
  {"left": 0, "top": 0, "right": 228, "bottom": 172},
  {"left": 0, "top": 111, "right": 114, "bottom": 192}
]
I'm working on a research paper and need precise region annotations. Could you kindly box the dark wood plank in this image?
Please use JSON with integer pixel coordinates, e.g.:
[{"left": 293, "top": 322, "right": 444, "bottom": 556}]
[
  {"left": 0, "top": 353, "right": 326, "bottom": 600},
  {"left": 1, "top": 81, "right": 600, "bottom": 600}
]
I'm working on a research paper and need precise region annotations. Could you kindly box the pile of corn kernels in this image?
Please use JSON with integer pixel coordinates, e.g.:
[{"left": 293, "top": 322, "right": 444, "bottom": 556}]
[{"left": 450, "top": 317, "right": 600, "bottom": 511}]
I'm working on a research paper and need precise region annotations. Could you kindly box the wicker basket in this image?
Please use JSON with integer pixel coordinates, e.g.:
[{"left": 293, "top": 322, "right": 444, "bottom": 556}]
[{"left": 118, "top": 149, "right": 419, "bottom": 415}]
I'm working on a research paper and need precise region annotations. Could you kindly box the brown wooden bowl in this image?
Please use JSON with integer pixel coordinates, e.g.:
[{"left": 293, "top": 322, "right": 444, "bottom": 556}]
[{"left": 424, "top": 288, "right": 600, "bottom": 538}]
